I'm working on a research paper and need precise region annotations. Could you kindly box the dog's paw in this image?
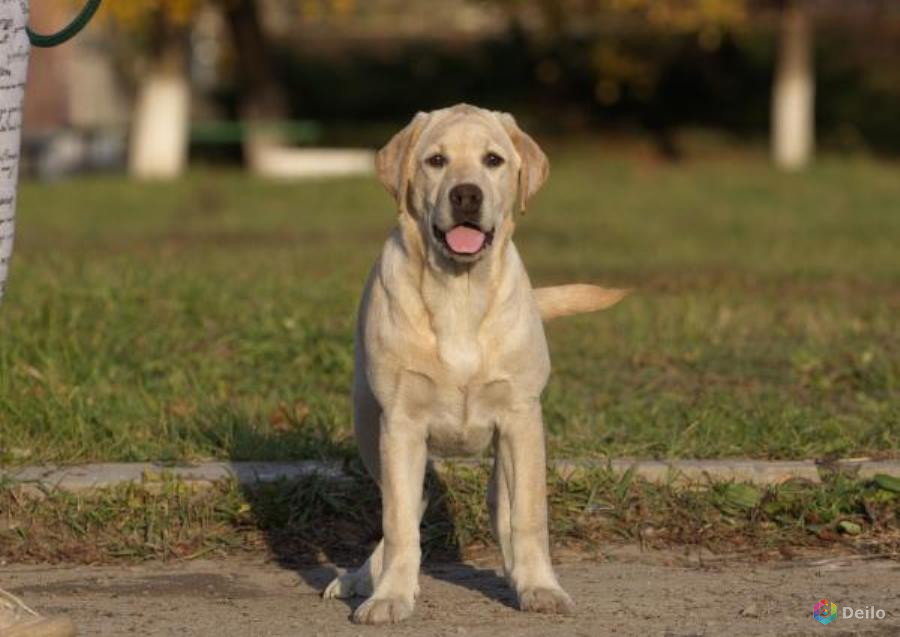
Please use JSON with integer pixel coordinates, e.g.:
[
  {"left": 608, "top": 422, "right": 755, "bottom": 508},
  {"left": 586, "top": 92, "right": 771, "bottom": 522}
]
[
  {"left": 352, "top": 596, "right": 414, "bottom": 625},
  {"left": 518, "top": 586, "right": 575, "bottom": 615},
  {"left": 323, "top": 570, "right": 375, "bottom": 599},
  {"left": 323, "top": 572, "right": 353, "bottom": 600}
]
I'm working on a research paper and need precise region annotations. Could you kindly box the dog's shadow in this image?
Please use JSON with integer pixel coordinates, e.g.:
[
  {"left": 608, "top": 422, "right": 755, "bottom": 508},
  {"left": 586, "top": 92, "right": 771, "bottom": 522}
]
[{"left": 240, "top": 461, "right": 518, "bottom": 617}]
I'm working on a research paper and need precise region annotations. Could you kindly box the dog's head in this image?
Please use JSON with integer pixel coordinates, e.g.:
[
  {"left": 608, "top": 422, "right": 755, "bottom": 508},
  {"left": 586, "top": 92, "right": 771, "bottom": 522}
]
[{"left": 376, "top": 104, "right": 548, "bottom": 264}]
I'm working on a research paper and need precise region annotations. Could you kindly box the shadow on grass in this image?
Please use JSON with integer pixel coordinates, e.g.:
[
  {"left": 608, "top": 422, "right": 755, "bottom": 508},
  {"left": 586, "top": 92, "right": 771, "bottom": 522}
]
[
  {"left": 192, "top": 405, "right": 355, "bottom": 462},
  {"left": 222, "top": 422, "right": 516, "bottom": 617}
]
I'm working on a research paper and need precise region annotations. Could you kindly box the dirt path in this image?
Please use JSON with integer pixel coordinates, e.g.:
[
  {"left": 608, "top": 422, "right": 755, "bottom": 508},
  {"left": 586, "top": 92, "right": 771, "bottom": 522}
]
[{"left": 3, "top": 551, "right": 897, "bottom": 636}]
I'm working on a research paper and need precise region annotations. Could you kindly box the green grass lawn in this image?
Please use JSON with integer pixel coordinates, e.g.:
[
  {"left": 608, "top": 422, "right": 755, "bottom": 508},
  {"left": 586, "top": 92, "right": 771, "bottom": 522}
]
[{"left": 0, "top": 148, "right": 897, "bottom": 464}]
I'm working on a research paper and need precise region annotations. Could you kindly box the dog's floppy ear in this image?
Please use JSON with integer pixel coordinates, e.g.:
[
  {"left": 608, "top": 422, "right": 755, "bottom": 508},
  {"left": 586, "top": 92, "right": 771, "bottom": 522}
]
[
  {"left": 494, "top": 112, "right": 549, "bottom": 213},
  {"left": 376, "top": 111, "right": 429, "bottom": 213}
]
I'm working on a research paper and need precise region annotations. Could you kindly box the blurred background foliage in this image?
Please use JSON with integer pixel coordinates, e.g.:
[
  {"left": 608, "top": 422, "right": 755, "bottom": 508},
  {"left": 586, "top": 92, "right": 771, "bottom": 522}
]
[{"left": 58, "top": 0, "right": 899, "bottom": 158}]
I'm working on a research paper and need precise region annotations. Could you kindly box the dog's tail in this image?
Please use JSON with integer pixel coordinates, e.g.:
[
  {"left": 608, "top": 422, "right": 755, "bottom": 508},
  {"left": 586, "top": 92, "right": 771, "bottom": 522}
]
[{"left": 533, "top": 284, "right": 629, "bottom": 321}]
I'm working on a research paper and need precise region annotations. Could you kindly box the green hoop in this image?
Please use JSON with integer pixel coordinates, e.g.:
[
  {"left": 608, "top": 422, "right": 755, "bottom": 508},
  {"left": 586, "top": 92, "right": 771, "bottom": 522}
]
[{"left": 27, "top": 0, "right": 103, "bottom": 48}]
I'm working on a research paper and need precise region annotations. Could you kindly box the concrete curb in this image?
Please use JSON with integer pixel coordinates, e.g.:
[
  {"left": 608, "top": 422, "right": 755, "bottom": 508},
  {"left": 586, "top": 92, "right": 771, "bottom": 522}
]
[{"left": 2, "top": 458, "right": 898, "bottom": 492}]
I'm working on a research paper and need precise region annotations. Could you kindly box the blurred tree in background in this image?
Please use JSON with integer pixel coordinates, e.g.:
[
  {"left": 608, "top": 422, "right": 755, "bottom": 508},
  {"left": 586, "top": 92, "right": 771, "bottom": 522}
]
[
  {"left": 73, "top": 0, "right": 900, "bottom": 176},
  {"left": 491, "top": 0, "right": 752, "bottom": 158},
  {"left": 491, "top": 0, "right": 893, "bottom": 169},
  {"left": 96, "top": 0, "right": 352, "bottom": 176},
  {"left": 98, "top": 0, "right": 202, "bottom": 177}
]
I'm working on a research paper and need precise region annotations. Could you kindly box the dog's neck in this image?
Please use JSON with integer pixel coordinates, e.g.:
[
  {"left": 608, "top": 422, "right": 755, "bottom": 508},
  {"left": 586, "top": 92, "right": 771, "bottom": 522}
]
[{"left": 396, "top": 212, "right": 518, "bottom": 379}]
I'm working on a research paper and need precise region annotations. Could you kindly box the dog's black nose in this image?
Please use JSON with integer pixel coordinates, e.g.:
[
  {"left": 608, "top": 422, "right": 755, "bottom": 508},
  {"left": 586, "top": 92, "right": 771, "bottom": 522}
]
[{"left": 449, "top": 183, "right": 483, "bottom": 223}]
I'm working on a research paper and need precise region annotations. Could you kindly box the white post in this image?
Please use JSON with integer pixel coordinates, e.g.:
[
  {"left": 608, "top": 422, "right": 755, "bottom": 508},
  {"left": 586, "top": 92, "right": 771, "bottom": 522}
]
[
  {"left": 0, "top": 0, "right": 29, "bottom": 304},
  {"left": 771, "top": 2, "right": 815, "bottom": 171},
  {"left": 128, "top": 70, "right": 189, "bottom": 179}
]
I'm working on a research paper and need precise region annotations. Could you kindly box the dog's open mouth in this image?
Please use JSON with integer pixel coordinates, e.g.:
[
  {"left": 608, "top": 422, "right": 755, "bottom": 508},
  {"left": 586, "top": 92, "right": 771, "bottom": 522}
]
[{"left": 433, "top": 223, "right": 495, "bottom": 256}]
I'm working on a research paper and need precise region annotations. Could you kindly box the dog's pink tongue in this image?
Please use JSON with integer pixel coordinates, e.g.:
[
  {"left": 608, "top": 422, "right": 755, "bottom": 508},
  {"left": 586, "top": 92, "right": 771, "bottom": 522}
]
[{"left": 445, "top": 225, "right": 486, "bottom": 254}]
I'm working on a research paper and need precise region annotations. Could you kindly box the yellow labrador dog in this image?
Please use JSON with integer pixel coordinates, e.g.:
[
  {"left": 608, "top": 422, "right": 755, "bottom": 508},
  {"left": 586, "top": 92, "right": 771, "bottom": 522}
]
[{"left": 323, "top": 104, "right": 625, "bottom": 624}]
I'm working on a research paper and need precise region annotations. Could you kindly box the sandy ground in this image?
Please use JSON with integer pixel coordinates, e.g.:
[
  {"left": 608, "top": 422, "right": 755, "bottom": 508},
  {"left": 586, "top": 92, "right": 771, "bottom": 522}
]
[{"left": 3, "top": 550, "right": 898, "bottom": 637}]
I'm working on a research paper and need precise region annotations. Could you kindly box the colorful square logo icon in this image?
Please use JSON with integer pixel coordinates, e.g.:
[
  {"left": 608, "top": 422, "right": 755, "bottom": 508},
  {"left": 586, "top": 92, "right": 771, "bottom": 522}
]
[{"left": 814, "top": 599, "right": 837, "bottom": 625}]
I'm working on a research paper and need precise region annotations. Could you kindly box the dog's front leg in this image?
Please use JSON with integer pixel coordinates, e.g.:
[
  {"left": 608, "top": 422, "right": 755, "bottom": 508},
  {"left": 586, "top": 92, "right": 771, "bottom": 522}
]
[
  {"left": 497, "top": 401, "right": 575, "bottom": 614},
  {"left": 352, "top": 417, "right": 427, "bottom": 625}
]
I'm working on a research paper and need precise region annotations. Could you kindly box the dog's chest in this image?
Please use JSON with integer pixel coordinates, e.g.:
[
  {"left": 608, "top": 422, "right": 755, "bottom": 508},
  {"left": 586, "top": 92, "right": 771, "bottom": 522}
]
[
  {"left": 425, "top": 281, "right": 488, "bottom": 384},
  {"left": 366, "top": 247, "right": 546, "bottom": 456},
  {"left": 405, "top": 371, "right": 513, "bottom": 457}
]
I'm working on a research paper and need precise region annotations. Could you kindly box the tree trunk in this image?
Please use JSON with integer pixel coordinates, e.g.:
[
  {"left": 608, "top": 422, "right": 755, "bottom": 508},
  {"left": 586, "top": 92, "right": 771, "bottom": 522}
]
[
  {"left": 220, "top": 0, "right": 287, "bottom": 123},
  {"left": 771, "top": 2, "right": 814, "bottom": 171},
  {"left": 220, "top": 0, "right": 292, "bottom": 174},
  {"left": 128, "top": 18, "right": 190, "bottom": 179}
]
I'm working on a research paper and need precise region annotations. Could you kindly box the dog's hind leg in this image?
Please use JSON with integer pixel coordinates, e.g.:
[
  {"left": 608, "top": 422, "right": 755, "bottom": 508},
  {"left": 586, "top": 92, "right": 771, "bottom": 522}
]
[
  {"left": 322, "top": 492, "right": 428, "bottom": 600},
  {"left": 487, "top": 443, "right": 513, "bottom": 578},
  {"left": 324, "top": 373, "right": 383, "bottom": 600},
  {"left": 322, "top": 540, "right": 383, "bottom": 599}
]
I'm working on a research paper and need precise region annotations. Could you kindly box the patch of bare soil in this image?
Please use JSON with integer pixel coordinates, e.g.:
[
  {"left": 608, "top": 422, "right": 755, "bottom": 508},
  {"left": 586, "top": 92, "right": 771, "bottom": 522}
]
[{"left": 3, "top": 549, "right": 898, "bottom": 636}]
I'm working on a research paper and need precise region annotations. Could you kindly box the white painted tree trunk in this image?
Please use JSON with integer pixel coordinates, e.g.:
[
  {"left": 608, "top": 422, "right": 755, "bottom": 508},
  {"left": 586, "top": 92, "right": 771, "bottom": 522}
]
[
  {"left": 128, "top": 71, "right": 189, "bottom": 179},
  {"left": 771, "top": 3, "right": 814, "bottom": 171},
  {"left": 0, "top": 1, "right": 30, "bottom": 304}
]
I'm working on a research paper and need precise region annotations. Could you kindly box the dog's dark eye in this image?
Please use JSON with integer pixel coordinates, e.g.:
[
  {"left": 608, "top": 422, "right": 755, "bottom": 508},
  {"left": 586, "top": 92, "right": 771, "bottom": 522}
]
[
  {"left": 483, "top": 152, "right": 505, "bottom": 168},
  {"left": 426, "top": 154, "right": 447, "bottom": 168}
]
